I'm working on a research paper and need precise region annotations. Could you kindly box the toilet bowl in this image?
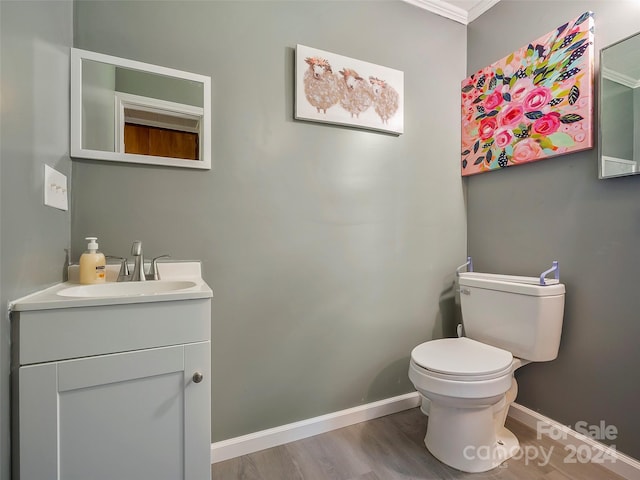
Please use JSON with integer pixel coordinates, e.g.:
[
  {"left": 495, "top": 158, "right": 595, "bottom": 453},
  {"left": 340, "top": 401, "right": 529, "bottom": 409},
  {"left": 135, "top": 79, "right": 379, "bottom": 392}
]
[
  {"left": 409, "top": 337, "right": 522, "bottom": 472},
  {"left": 408, "top": 270, "right": 565, "bottom": 473}
]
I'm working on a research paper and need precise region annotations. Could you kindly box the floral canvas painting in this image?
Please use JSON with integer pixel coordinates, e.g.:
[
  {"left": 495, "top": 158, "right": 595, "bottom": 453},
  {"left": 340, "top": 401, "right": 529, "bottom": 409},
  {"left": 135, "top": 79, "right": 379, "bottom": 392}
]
[
  {"left": 461, "top": 11, "right": 594, "bottom": 176},
  {"left": 295, "top": 45, "right": 404, "bottom": 135}
]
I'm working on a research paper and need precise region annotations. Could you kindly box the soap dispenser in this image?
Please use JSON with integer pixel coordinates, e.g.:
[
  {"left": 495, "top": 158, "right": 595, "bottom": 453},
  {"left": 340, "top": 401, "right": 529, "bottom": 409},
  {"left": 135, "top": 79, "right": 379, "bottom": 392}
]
[{"left": 79, "top": 236, "right": 106, "bottom": 284}]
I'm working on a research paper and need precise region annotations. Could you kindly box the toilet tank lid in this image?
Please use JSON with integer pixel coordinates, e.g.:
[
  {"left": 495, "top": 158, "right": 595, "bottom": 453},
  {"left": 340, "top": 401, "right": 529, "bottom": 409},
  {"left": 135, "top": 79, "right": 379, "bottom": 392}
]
[{"left": 459, "top": 272, "right": 565, "bottom": 296}]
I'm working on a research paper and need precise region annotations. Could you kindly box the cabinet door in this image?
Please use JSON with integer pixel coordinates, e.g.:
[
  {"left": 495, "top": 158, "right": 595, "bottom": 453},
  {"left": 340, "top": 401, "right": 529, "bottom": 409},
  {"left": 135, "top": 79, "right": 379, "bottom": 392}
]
[{"left": 17, "top": 342, "right": 210, "bottom": 480}]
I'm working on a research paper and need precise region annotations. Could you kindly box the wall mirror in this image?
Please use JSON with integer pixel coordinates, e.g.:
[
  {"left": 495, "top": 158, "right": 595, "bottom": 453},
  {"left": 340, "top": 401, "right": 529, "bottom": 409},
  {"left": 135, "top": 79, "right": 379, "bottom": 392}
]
[
  {"left": 599, "top": 32, "right": 640, "bottom": 179},
  {"left": 71, "top": 48, "right": 211, "bottom": 169}
]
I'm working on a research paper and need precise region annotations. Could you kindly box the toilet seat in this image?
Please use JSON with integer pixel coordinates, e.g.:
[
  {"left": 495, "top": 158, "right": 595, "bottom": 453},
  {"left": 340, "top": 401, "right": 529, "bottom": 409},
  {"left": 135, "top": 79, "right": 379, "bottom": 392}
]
[
  {"left": 409, "top": 337, "right": 515, "bottom": 399},
  {"left": 411, "top": 337, "right": 513, "bottom": 381}
]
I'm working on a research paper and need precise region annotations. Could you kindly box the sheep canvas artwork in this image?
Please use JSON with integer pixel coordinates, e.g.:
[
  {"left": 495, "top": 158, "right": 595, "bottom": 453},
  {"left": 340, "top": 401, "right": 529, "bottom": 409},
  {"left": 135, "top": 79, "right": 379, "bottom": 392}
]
[
  {"left": 295, "top": 45, "right": 403, "bottom": 134},
  {"left": 460, "top": 11, "right": 594, "bottom": 176}
]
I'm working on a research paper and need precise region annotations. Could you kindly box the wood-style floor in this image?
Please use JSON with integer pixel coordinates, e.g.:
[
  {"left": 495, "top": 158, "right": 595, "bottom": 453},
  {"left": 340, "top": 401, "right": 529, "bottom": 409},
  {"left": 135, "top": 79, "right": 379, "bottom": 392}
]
[{"left": 212, "top": 408, "right": 624, "bottom": 480}]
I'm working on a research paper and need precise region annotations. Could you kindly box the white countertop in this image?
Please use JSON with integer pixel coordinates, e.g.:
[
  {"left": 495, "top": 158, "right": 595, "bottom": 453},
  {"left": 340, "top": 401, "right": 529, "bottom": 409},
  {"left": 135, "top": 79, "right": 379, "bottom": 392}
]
[{"left": 10, "top": 261, "right": 213, "bottom": 312}]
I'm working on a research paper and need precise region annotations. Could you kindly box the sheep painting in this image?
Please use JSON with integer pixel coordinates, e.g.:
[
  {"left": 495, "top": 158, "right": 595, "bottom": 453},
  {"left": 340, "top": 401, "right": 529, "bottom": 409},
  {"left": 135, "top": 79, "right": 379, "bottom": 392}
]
[
  {"left": 369, "top": 76, "right": 399, "bottom": 125},
  {"left": 296, "top": 45, "right": 403, "bottom": 134},
  {"left": 303, "top": 57, "right": 340, "bottom": 114},
  {"left": 337, "top": 68, "right": 373, "bottom": 119}
]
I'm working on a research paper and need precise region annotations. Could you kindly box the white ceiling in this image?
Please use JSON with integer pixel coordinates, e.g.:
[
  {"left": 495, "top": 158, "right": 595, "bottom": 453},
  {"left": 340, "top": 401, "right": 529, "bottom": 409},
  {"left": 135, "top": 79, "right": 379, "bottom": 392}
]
[{"left": 403, "top": 0, "right": 501, "bottom": 25}]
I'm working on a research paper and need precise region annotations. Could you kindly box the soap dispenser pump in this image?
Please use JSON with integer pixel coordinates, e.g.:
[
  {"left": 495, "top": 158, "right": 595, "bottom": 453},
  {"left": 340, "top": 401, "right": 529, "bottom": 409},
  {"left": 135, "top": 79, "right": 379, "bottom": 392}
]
[{"left": 79, "top": 236, "right": 106, "bottom": 284}]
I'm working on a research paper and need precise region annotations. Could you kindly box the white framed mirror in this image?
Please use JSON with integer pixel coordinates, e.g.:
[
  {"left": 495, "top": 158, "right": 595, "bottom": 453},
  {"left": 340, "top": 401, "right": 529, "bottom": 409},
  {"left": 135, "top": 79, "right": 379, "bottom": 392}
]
[
  {"left": 599, "top": 32, "right": 640, "bottom": 179},
  {"left": 70, "top": 48, "right": 211, "bottom": 169}
]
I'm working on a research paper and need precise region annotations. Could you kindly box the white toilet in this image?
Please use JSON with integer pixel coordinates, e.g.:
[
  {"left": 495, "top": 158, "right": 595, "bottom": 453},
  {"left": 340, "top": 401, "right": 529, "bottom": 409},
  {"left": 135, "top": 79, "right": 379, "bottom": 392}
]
[{"left": 408, "top": 268, "right": 565, "bottom": 473}]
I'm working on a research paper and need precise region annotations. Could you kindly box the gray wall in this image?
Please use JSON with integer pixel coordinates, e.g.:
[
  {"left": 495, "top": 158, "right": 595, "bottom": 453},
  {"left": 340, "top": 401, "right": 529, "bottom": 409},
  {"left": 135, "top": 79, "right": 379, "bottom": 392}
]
[
  {"left": 467, "top": 0, "right": 640, "bottom": 459},
  {"left": 635, "top": 87, "right": 640, "bottom": 161},
  {"left": 0, "top": 1, "right": 73, "bottom": 479},
  {"left": 116, "top": 68, "right": 204, "bottom": 107},
  {"left": 82, "top": 60, "right": 115, "bottom": 151},
  {"left": 72, "top": 0, "right": 467, "bottom": 442},
  {"left": 601, "top": 78, "right": 633, "bottom": 160}
]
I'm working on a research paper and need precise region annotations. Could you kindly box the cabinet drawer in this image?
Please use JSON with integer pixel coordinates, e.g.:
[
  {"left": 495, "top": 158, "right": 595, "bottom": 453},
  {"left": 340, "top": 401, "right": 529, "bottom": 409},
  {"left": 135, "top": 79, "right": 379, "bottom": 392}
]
[{"left": 14, "top": 298, "right": 210, "bottom": 365}]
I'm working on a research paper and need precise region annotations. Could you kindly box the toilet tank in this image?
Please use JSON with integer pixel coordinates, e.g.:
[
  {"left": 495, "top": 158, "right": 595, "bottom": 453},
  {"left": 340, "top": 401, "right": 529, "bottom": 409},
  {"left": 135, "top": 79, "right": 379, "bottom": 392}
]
[{"left": 458, "top": 272, "right": 565, "bottom": 362}]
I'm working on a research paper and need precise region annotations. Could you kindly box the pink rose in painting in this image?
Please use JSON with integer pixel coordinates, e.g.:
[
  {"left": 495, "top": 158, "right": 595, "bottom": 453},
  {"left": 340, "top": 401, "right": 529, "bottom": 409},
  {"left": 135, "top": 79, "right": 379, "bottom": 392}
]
[
  {"left": 512, "top": 138, "right": 543, "bottom": 163},
  {"left": 509, "top": 78, "right": 534, "bottom": 103},
  {"left": 532, "top": 112, "right": 561, "bottom": 135},
  {"left": 498, "top": 104, "right": 524, "bottom": 128},
  {"left": 484, "top": 91, "right": 503, "bottom": 110},
  {"left": 524, "top": 87, "right": 552, "bottom": 111},
  {"left": 478, "top": 117, "right": 498, "bottom": 140},
  {"left": 494, "top": 128, "right": 514, "bottom": 148}
]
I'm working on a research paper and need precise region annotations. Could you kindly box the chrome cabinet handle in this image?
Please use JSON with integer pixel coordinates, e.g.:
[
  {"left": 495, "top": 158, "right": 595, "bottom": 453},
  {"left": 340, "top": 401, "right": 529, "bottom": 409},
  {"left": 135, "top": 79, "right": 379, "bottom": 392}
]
[{"left": 192, "top": 372, "right": 204, "bottom": 384}]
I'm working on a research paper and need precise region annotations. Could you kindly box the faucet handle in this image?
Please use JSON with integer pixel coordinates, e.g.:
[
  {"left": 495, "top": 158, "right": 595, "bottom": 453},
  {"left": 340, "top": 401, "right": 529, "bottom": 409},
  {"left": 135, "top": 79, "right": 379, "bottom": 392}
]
[
  {"left": 106, "top": 256, "right": 130, "bottom": 282},
  {"left": 148, "top": 255, "right": 170, "bottom": 281}
]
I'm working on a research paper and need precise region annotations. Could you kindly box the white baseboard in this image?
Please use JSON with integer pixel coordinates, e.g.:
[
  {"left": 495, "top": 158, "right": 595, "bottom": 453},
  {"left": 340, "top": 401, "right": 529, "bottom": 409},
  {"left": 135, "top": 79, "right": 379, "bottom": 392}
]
[
  {"left": 211, "top": 392, "right": 420, "bottom": 463},
  {"left": 509, "top": 402, "right": 640, "bottom": 480}
]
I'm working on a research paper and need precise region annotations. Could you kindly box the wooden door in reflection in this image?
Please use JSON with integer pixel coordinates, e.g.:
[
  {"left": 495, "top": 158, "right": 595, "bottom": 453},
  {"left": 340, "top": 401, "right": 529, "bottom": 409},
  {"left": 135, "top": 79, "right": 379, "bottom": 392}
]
[{"left": 124, "top": 123, "right": 199, "bottom": 160}]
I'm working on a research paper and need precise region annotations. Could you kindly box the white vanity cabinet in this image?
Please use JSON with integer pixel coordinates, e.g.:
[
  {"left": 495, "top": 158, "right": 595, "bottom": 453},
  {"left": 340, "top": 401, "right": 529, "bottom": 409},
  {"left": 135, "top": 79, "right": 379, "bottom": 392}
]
[{"left": 11, "top": 279, "right": 212, "bottom": 480}]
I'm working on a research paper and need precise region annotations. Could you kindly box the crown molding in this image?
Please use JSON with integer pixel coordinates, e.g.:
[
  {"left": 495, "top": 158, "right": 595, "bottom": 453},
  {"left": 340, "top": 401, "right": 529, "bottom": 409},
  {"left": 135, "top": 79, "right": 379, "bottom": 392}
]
[
  {"left": 467, "top": 0, "right": 502, "bottom": 23},
  {"left": 602, "top": 67, "right": 640, "bottom": 89},
  {"left": 403, "top": 0, "right": 468, "bottom": 24},
  {"left": 403, "top": 0, "right": 501, "bottom": 25}
]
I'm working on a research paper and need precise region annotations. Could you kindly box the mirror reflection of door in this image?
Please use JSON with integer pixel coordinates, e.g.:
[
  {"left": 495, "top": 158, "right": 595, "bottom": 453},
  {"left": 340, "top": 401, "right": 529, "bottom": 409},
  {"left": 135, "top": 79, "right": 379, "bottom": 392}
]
[
  {"left": 124, "top": 123, "right": 199, "bottom": 160},
  {"left": 72, "top": 49, "right": 211, "bottom": 169}
]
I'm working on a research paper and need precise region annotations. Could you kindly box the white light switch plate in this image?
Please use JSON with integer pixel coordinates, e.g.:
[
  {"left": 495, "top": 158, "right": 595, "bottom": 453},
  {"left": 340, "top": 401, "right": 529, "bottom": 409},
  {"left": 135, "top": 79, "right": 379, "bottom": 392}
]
[{"left": 44, "top": 165, "right": 68, "bottom": 211}]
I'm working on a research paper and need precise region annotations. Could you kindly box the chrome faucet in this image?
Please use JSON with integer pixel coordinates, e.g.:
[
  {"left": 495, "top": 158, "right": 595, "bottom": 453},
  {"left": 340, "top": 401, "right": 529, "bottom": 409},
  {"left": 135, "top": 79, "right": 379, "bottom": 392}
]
[
  {"left": 112, "top": 241, "right": 169, "bottom": 281},
  {"left": 131, "top": 241, "right": 146, "bottom": 282}
]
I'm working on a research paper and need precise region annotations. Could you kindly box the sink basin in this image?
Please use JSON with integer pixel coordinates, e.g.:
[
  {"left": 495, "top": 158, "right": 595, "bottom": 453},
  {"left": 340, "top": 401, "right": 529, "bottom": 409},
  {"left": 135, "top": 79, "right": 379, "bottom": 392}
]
[{"left": 57, "top": 280, "right": 198, "bottom": 298}]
